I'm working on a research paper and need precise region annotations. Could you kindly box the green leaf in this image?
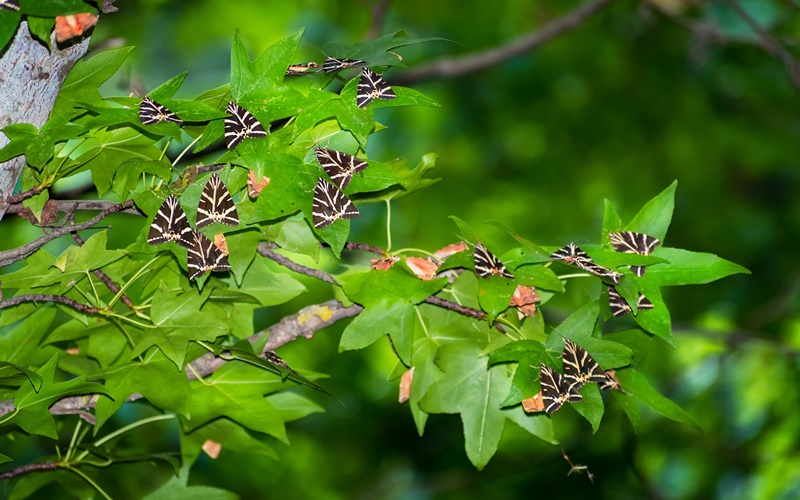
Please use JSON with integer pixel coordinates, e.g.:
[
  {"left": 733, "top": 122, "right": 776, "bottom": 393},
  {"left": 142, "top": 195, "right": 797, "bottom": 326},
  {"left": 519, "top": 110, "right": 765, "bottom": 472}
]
[
  {"left": 340, "top": 78, "right": 440, "bottom": 110},
  {"left": 616, "top": 369, "right": 701, "bottom": 432},
  {"left": 263, "top": 213, "right": 320, "bottom": 262},
  {"left": 12, "top": 354, "right": 110, "bottom": 438},
  {"left": 613, "top": 390, "right": 642, "bottom": 432},
  {"left": 570, "top": 382, "right": 604, "bottom": 432},
  {"left": 26, "top": 16, "right": 53, "bottom": 50},
  {"left": 92, "top": 350, "right": 191, "bottom": 430},
  {"left": 145, "top": 465, "right": 238, "bottom": 500},
  {"left": 149, "top": 72, "right": 188, "bottom": 100},
  {"left": 130, "top": 283, "right": 229, "bottom": 369},
  {"left": 0, "top": 11, "right": 21, "bottom": 53},
  {"left": 338, "top": 267, "right": 446, "bottom": 363},
  {"left": 21, "top": 0, "right": 97, "bottom": 16},
  {"left": 0, "top": 361, "right": 43, "bottom": 392},
  {"left": 646, "top": 248, "right": 750, "bottom": 286},
  {"left": 627, "top": 180, "right": 677, "bottom": 242},
  {"left": 231, "top": 28, "right": 303, "bottom": 101},
  {"left": 476, "top": 274, "right": 516, "bottom": 323},
  {"left": 421, "top": 343, "right": 552, "bottom": 469},
  {"left": 111, "top": 158, "right": 173, "bottom": 201},
  {"left": 222, "top": 228, "right": 262, "bottom": 285},
  {"left": 355, "top": 154, "right": 440, "bottom": 203},
  {"left": 0, "top": 306, "right": 59, "bottom": 365},
  {"left": 237, "top": 147, "right": 313, "bottom": 223},
  {"left": 222, "top": 256, "right": 306, "bottom": 307},
  {"left": 0, "top": 451, "right": 9, "bottom": 464},
  {"left": 56, "top": 47, "right": 134, "bottom": 113},
  {"left": 323, "top": 31, "right": 454, "bottom": 68},
  {"left": 39, "top": 231, "right": 126, "bottom": 290},
  {"left": 488, "top": 340, "right": 547, "bottom": 406},
  {"left": 181, "top": 362, "right": 288, "bottom": 442},
  {"left": 180, "top": 419, "right": 277, "bottom": 469}
]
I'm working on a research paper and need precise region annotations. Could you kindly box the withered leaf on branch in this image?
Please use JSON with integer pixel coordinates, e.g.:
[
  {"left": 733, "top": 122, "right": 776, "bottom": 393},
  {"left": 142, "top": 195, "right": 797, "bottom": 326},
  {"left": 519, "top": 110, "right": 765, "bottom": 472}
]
[{"left": 406, "top": 257, "right": 439, "bottom": 280}]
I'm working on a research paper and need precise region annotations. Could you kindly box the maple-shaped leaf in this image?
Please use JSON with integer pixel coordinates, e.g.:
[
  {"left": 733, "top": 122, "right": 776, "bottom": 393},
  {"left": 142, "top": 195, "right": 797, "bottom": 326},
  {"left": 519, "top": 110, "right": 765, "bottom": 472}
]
[{"left": 12, "top": 354, "right": 110, "bottom": 439}]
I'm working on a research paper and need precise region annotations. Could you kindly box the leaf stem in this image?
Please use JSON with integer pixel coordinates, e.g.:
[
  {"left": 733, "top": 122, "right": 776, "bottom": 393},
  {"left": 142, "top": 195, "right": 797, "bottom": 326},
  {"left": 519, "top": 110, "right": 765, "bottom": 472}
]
[
  {"left": 107, "top": 255, "right": 161, "bottom": 308},
  {"left": 85, "top": 272, "right": 102, "bottom": 307},
  {"left": 100, "top": 311, "right": 152, "bottom": 329},
  {"left": 495, "top": 317, "right": 524, "bottom": 341},
  {"left": 65, "top": 466, "right": 112, "bottom": 500},
  {"left": 557, "top": 273, "right": 593, "bottom": 280},
  {"left": 414, "top": 305, "right": 432, "bottom": 340},
  {"left": 393, "top": 248, "right": 437, "bottom": 258},
  {"left": 74, "top": 414, "right": 176, "bottom": 463},
  {"left": 172, "top": 134, "right": 203, "bottom": 167},
  {"left": 64, "top": 419, "right": 83, "bottom": 462},
  {"left": 186, "top": 363, "right": 212, "bottom": 386},
  {"left": 385, "top": 199, "right": 392, "bottom": 253}
]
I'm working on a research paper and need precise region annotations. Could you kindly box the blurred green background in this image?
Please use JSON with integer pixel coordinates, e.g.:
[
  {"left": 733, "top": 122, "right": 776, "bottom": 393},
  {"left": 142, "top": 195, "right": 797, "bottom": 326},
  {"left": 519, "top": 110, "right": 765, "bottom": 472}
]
[{"left": 10, "top": 0, "right": 800, "bottom": 497}]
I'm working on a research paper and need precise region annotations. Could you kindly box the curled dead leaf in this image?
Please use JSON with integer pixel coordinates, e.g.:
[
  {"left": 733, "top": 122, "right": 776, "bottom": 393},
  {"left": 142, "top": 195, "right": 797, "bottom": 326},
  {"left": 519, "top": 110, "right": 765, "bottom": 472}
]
[
  {"left": 434, "top": 241, "right": 468, "bottom": 260},
  {"left": 202, "top": 439, "right": 222, "bottom": 459},
  {"left": 247, "top": 170, "right": 270, "bottom": 198},
  {"left": 406, "top": 257, "right": 439, "bottom": 280},
  {"left": 55, "top": 13, "right": 99, "bottom": 43},
  {"left": 370, "top": 256, "right": 399, "bottom": 271},
  {"left": 522, "top": 391, "right": 545, "bottom": 413},
  {"left": 213, "top": 234, "right": 228, "bottom": 256},
  {"left": 399, "top": 366, "right": 414, "bottom": 404}
]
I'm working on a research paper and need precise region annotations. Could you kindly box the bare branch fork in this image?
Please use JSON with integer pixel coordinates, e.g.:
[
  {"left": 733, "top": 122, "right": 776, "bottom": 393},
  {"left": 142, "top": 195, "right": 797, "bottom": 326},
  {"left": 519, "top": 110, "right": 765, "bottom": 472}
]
[{"left": 392, "top": 0, "right": 613, "bottom": 85}]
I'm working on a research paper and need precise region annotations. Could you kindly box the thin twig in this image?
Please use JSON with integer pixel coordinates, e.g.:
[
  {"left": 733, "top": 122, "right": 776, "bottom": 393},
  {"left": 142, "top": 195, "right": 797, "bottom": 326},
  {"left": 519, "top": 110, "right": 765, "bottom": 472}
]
[
  {"left": 392, "top": 0, "right": 613, "bottom": 85},
  {"left": 423, "top": 295, "right": 486, "bottom": 320},
  {"left": 724, "top": 0, "right": 800, "bottom": 87},
  {"left": 0, "top": 294, "right": 98, "bottom": 314},
  {"left": 0, "top": 462, "right": 60, "bottom": 480},
  {"left": 6, "top": 199, "right": 142, "bottom": 216},
  {"left": 344, "top": 242, "right": 385, "bottom": 255},
  {"left": 257, "top": 242, "right": 337, "bottom": 284},
  {"left": 70, "top": 232, "right": 135, "bottom": 311},
  {"left": 0, "top": 200, "right": 133, "bottom": 268}
]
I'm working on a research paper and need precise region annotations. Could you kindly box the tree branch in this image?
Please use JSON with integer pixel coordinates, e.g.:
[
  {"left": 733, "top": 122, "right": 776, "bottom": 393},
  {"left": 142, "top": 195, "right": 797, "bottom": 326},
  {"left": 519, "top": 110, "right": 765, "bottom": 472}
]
[
  {"left": 6, "top": 199, "right": 142, "bottom": 216},
  {"left": 723, "top": 0, "right": 800, "bottom": 87},
  {"left": 392, "top": 0, "right": 613, "bottom": 85},
  {"left": 0, "top": 200, "right": 133, "bottom": 268},
  {"left": 344, "top": 241, "right": 385, "bottom": 255},
  {"left": 4, "top": 185, "right": 45, "bottom": 205},
  {"left": 71, "top": 231, "right": 135, "bottom": 311},
  {"left": 0, "top": 462, "right": 60, "bottom": 480},
  {"left": 257, "top": 242, "right": 337, "bottom": 284},
  {"left": 0, "top": 294, "right": 98, "bottom": 314}
]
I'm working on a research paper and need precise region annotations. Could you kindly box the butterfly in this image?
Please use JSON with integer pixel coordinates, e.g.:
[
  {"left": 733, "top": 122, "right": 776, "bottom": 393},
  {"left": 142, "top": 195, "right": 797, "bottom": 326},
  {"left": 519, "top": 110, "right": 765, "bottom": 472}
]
[
  {"left": 285, "top": 62, "right": 319, "bottom": 76},
  {"left": 147, "top": 194, "right": 193, "bottom": 247},
  {"left": 562, "top": 339, "right": 607, "bottom": 392},
  {"left": 357, "top": 69, "right": 396, "bottom": 109},
  {"left": 322, "top": 56, "right": 368, "bottom": 73},
  {"left": 550, "top": 243, "right": 623, "bottom": 284},
  {"left": 139, "top": 96, "right": 182, "bottom": 125},
  {"left": 0, "top": 0, "right": 19, "bottom": 11},
  {"left": 608, "top": 231, "right": 661, "bottom": 277},
  {"left": 196, "top": 173, "right": 239, "bottom": 228},
  {"left": 607, "top": 285, "right": 654, "bottom": 317},
  {"left": 187, "top": 230, "right": 231, "bottom": 280},
  {"left": 312, "top": 177, "right": 359, "bottom": 228},
  {"left": 598, "top": 369, "right": 621, "bottom": 391},
  {"left": 315, "top": 147, "right": 369, "bottom": 190},
  {"left": 539, "top": 364, "right": 583, "bottom": 415},
  {"left": 473, "top": 241, "right": 514, "bottom": 279},
  {"left": 224, "top": 101, "right": 266, "bottom": 150}
]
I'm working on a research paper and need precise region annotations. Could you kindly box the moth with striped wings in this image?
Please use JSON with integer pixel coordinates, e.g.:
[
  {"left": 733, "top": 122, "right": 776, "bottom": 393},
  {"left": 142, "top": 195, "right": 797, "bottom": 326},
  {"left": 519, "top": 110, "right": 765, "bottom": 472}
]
[
  {"left": 357, "top": 69, "right": 396, "bottom": 109},
  {"left": 139, "top": 97, "right": 182, "bottom": 125},
  {"left": 322, "top": 56, "right": 368, "bottom": 73},
  {"left": 285, "top": 62, "right": 319, "bottom": 76},
  {"left": 312, "top": 178, "right": 359, "bottom": 228},
  {"left": 196, "top": 173, "right": 239, "bottom": 228},
  {"left": 539, "top": 364, "right": 582, "bottom": 415},
  {"left": 187, "top": 230, "right": 231, "bottom": 280},
  {"left": 562, "top": 339, "right": 607, "bottom": 392},
  {"left": 315, "top": 147, "right": 369, "bottom": 190},
  {"left": 608, "top": 231, "right": 661, "bottom": 277},
  {"left": 473, "top": 242, "right": 514, "bottom": 279},
  {"left": 224, "top": 102, "right": 266, "bottom": 150},
  {"left": 147, "top": 194, "right": 193, "bottom": 248},
  {"left": 0, "top": 0, "right": 19, "bottom": 11},
  {"left": 550, "top": 242, "right": 623, "bottom": 284},
  {"left": 607, "top": 285, "right": 654, "bottom": 317}
]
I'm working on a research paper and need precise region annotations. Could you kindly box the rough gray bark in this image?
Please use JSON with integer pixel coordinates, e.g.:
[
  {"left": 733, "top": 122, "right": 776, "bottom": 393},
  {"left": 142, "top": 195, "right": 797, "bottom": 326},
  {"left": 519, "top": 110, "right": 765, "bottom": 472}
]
[{"left": 0, "top": 21, "right": 91, "bottom": 219}]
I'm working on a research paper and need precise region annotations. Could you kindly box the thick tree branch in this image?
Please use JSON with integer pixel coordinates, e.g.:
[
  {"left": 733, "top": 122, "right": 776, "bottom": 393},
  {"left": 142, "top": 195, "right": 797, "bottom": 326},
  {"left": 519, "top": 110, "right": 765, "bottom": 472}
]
[
  {"left": 71, "top": 231, "right": 135, "bottom": 311},
  {"left": 0, "top": 200, "right": 133, "bottom": 268},
  {"left": 0, "top": 294, "right": 98, "bottom": 314},
  {"left": 0, "top": 22, "right": 92, "bottom": 220},
  {"left": 392, "top": 0, "right": 613, "bottom": 85},
  {"left": 4, "top": 185, "right": 45, "bottom": 205},
  {"left": 258, "top": 242, "right": 337, "bottom": 284}
]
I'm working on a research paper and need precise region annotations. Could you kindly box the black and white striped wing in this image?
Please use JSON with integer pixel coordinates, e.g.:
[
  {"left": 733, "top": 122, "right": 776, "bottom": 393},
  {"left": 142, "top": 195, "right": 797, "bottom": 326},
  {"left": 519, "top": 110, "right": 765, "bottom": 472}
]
[
  {"left": 599, "top": 370, "right": 621, "bottom": 391},
  {"left": 139, "top": 97, "right": 182, "bottom": 125},
  {"left": 356, "top": 69, "right": 396, "bottom": 109},
  {"left": 322, "top": 56, "right": 368, "bottom": 73},
  {"left": 473, "top": 241, "right": 514, "bottom": 279},
  {"left": 609, "top": 231, "right": 661, "bottom": 277},
  {"left": 285, "top": 62, "right": 319, "bottom": 76},
  {"left": 312, "top": 178, "right": 359, "bottom": 229},
  {"left": 148, "top": 194, "right": 193, "bottom": 247},
  {"left": 551, "top": 243, "right": 623, "bottom": 284},
  {"left": 315, "top": 147, "right": 369, "bottom": 190},
  {"left": 608, "top": 285, "right": 653, "bottom": 317},
  {"left": 0, "top": 0, "right": 19, "bottom": 11},
  {"left": 187, "top": 230, "right": 230, "bottom": 280},
  {"left": 540, "top": 364, "right": 582, "bottom": 415},
  {"left": 637, "top": 293, "right": 654, "bottom": 311},
  {"left": 224, "top": 101, "right": 266, "bottom": 150},
  {"left": 196, "top": 173, "right": 239, "bottom": 228},
  {"left": 562, "top": 339, "right": 606, "bottom": 392}
]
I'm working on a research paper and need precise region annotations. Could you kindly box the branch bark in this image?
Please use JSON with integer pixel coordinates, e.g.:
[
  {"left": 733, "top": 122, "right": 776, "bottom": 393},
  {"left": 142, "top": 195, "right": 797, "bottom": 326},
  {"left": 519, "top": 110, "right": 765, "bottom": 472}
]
[
  {"left": 0, "top": 22, "right": 92, "bottom": 220},
  {"left": 392, "top": 0, "right": 613, "bottom": 85},
  {"left": 0, "top": 294, "right": 98, "bottom": 314}
]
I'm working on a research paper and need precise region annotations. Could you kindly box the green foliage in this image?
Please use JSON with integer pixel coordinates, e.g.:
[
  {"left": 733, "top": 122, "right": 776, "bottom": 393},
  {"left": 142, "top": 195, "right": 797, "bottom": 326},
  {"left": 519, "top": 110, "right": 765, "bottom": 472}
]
[{"left": 0, "top": 27, "right": 747, "bottom": 499}]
